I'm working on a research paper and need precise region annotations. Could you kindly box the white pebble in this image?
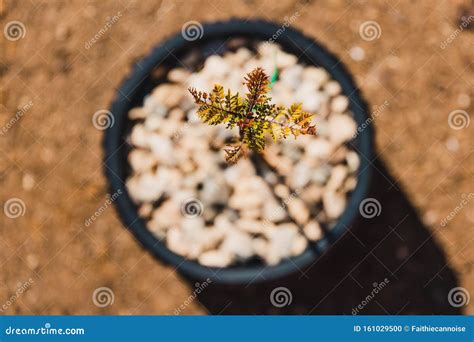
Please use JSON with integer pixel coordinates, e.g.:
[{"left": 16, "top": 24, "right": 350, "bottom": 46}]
[
  {"left": 331, "top": 95, "right": 349, "bottom": 113},
  {"left": 168, "top": 68, "right": 190, "bottom": 83},
  {"left": 306, "top": 138, "right": 333, "bottom": 159},
  {"left": 130, "top": 124, "right": 149, "bottom": 148},
  {"left": 150, "top": 84, "right": 183, "bottom": 108},
  {"left": 287, "top": 198, "right": 310, "bottom": 225},
  {"left": 144, "top": 115, "right": 163, "bottom": 131},
  {"left": 151, "top": 200, "right": 181, "bottom": 230},
  {"left": 203, "top": 55, "right": 230, "bottom": 78},
  {"left": 289, "top": 161, "right": 312, "bottom": 189},
  {"left": 265, "top": 223, "right": 299, "bottom": 265},
  {"left": 199, "top": 250, "right": 233, "bottom": 267},
  {"left": 322, "top": 191, "right": 346, "bottom": 219},
  {"left": 291, "top": 235, "right": 308, "bottom": 256},
  {"left": 200, "top": 177, "right": 228, "bottom": 205},
  {"left": 221, "top": 231, "right": 254, "bottom": 260},
  {"left": 257, "top": 42, "right": 281, "bottom": 57},
  {"left": 262, "top": 198, "right": 287, "bottom": 223},
  {"left": 276, "top": 52, "right": 297, "bottom": 69},
  {"left": 275, "top": 184, "right": 290, "bottom": 198},
  {"left": 148, "top": 134, "right": 175, "bottom": 166},
  {"left": 303, "top": 66, "right": 329, "bottom": 88},
  {"left": 143, "top": 95, "right": 168, "bottom": 116},
  {"left": 300, "top": 184, "right": 323, "bottom": 203},
  {"left": 304, "top": 221, "right": 323, "bottom": 241},
  {"left": 129, "top": 107, "right": 147, "bottom": 120},
  {"left": 233, "top": 48, "right": 253, "bottom": 66},
  {"left": 312, "top": 165, "right": 332, "bottom": 185},
  {"left": 346, "top": 151, "right": 360, "bottom": 172},
  {"left": 127, "top": 173, "right": 164, "bottom": 203},
  {"left": 324, "top": 81, "right": 341, "bottom": 96},
  {"left": 344, "top": 176, "right": 357, "bottom": 191},
  {"left": 328, "top": 114, "right": 357, "bottom": 146},
  {"left": 236, "top": 219, "right": 265, "bottom": 234},
  {"left": 128, "top": 149, "right": 156, "bottom": 173},
  {"left": 280, "top": 64, "right": 303, "bottom": 90},
  {"left": 326, "top": 165, "right": 348, "bottom": 191}
]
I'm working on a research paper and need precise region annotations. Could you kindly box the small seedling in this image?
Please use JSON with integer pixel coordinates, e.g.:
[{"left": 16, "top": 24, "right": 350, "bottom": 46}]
[{"left": 189, "top": 67, "right": 316, "bottom": 163}]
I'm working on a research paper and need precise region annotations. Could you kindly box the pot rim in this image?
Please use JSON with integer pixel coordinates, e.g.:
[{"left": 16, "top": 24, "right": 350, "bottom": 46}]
[{"left": 103, "top": 19, "right": 373, "bottom": 284}]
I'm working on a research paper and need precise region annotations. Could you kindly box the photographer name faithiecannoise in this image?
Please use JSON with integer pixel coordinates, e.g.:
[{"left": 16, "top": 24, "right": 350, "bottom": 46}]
[{"left": 410, "top": 325, "right": 466, "bottom": 333}]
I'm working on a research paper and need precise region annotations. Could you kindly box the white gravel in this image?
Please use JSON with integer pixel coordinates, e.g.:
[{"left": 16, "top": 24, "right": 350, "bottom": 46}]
[{"left": 125, "top": 42, "right": 359, "bottom": 267}]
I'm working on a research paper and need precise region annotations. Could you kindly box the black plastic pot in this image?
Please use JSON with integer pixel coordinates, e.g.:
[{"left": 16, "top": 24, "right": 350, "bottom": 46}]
[{"left": 103, "top": 20, "right": 373, "bottom": 285}]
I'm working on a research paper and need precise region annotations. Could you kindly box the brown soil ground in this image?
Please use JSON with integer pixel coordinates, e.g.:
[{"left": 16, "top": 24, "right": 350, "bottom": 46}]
[{"left": 0, "top": 0, "right": 472, "bottom": 315}]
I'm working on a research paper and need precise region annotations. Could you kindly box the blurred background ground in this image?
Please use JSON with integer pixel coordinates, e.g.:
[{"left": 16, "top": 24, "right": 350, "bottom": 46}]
[{"left": 0, "top": 0, "right": 472, "bottom": 314}]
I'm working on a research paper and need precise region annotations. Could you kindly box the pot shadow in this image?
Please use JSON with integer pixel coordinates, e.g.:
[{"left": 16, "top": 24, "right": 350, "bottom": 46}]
[{"left": 188, "top": 160, "right": 461, "bottom": 315}]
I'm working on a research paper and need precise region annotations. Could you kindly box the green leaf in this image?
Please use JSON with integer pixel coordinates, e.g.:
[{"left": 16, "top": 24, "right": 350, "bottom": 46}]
[{"left": 188, "top": 67, "right": 317, "bottom": 163}]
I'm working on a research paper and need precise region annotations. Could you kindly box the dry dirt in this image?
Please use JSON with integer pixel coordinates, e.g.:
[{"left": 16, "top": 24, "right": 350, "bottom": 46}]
[{"left": 0, "top": 0, "right": 472, "bottom": 314}]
